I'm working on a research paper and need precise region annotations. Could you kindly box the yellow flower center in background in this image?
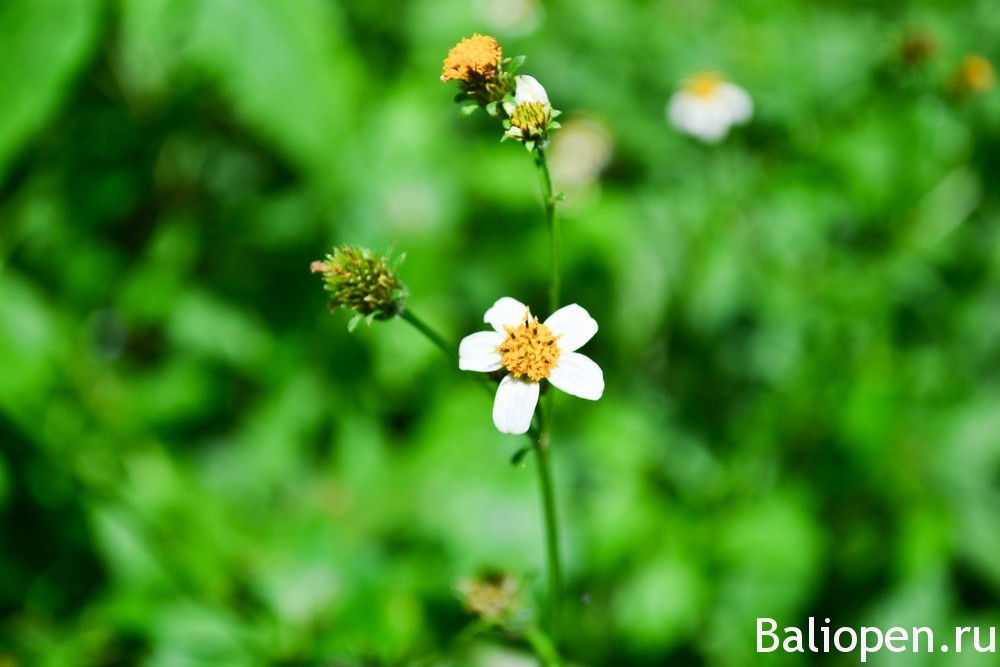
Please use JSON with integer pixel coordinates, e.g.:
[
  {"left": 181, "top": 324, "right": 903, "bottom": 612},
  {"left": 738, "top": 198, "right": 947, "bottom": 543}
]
[
  {"left": 495, "top": 309, "right": 561, "bottom": 381},
  {"left": 685, "top": 72, "right": 724, "bottom": 98},
  {"left": 441, "top": 34, "right": 502, "bottom": 82},
  {"left": 510, "top": 101, "right": 548, "bottom": 132},
  {"left": 959, "top": 54, "right": 996, "bottom": 93}
]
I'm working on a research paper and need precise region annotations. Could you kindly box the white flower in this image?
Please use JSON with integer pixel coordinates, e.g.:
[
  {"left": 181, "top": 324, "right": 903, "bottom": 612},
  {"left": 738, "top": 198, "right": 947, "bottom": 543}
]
[
  {"left": 513, "top": 74, "right": 549, "bottom": 106},
  {"left": 504, "top": 75, "right": 558, "bottom": 146},
  {"left": 459, "top": 297, "right": 604, "bottom": 435},
  {"left": 667, "top": 72, "right": 752, "bottom": 143}
]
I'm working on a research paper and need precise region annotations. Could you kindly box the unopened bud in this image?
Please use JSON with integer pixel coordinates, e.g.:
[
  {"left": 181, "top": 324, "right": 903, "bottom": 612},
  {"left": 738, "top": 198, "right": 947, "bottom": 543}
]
[{"left": 311, "top": 246, "right": 406, "bottom": 330}]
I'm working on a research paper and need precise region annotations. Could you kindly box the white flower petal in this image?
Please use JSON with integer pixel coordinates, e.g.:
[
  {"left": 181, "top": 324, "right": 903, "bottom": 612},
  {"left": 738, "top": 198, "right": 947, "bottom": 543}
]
[
  {"left": 484, "top": 296, "right": 528, "bottom": 333},
  {"left": 544, "top": 303, "right": 598, "bottom": 352},
  {"left": 514, "top": 74, "right": 549, "bottom": 106},
  {"left": 719, "top": 82, "right": 753, "bottom": 124},
  {"left": 671, "top": 97, "right": 729, "bottom": 142},
  {"left": 492, "top": 374, "right": 540, "bottom": 434},
  {"left": 548, "top": 352, "right": 604, "bottom": 400},
  {"left": 458, "top": 331, "right": 504, "bottom": 372}
]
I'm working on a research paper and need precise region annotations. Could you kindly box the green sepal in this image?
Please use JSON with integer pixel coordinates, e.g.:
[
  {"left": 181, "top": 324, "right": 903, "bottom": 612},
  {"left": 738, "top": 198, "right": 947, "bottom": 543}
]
[
  {"left": 510, "top": 446, "right": 531, "bottom": 465},
  {"left": 347, "top": 313, "right": 363, "bottom": 332},
  {"left": 460, "top": 102, "right": 480, "bottom": 117}
]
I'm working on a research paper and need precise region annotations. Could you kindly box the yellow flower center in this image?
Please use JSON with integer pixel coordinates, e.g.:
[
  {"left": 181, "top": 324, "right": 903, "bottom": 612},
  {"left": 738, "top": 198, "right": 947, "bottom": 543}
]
[
  {"left": 959, "top": 55, "right": 996, "bottom": 93},
  {"left": 685, "top": 72, "right": 724, "bottom": 98},
  {"left": 510, "top": 101, "right": 548, "bottom": 133},
  {"left": 441, "top": 34, "right": 503, "bottom": 83},
  {"left": 495, "top": 308, "right": 561, "bottom": 381}
]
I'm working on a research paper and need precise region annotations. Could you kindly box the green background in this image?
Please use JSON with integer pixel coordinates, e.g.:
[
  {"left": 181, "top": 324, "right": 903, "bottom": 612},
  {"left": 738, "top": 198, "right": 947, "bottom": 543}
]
[{"left": 1, "top": 0, "right": 998, "bottom": 664}]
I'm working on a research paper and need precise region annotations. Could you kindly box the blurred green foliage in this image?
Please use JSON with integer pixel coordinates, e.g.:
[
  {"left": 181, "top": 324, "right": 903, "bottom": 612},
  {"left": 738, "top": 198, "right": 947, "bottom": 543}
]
[{"left": 1, "top": 0, "right": 999, "bottom": 665}]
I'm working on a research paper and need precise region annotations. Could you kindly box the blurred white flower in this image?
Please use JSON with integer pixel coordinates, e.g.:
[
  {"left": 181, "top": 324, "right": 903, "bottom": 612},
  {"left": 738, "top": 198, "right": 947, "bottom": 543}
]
[
  {"left": 549, "top": 115, "right": 613, "bottom": 189},
  {"left": 667, "top": 72, "right": 752, "bottom": 143},
  {"left": 459, "top": 297, "right": 604, "bottom": 434},
  {"left": 474, "top": 0, "right": 543, "bottom": 38}
]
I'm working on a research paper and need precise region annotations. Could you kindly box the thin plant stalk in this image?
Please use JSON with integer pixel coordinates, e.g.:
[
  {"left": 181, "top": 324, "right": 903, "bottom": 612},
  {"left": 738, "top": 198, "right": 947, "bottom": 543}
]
[
  {"left": 534, "top": 400, "right": 563, "bottom": 639},
  {"left": 531, "top": 147, "right": 565, "bottom": 640},
  {"left": 535, "top": 148, "right": 560, "bottom": 314},
  {"left": 525, "top": 624, "right": 565, "bottom": 667},
  {"left": 400, "top": 309, "right": 455, "bottom": 360}
]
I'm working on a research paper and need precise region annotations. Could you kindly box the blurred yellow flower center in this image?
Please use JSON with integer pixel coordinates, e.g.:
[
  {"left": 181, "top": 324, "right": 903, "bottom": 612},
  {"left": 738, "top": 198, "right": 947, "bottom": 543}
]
[
  {"left": 510, "top": 101, "right": 548, "bottom": 132},
  {"left": 441, "top": 34, "right": 502, "bottom": 82},
  {"left": 495, "top": 309, "right": 561, "bottom": 381},
  {"left": 959, "top": 55, "right": 996, "bottom": 92},
  {"left": 685, "top": 72, "right": 724, "bottom": 98}
]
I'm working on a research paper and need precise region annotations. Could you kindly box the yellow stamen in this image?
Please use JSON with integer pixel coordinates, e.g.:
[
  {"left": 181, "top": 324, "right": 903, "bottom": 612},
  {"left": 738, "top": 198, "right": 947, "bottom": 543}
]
[
  {"left": 685, "top": 72, "right": 724, "bottom": 98},
  {"left": 510, "top": 101, "right": 549, "bottom": 135},
  {"left": 441, "top": 34, "right": 502, "bottom": 83},
  {"left": 495, "top": 308, "right": 561, "bottom": 382}
]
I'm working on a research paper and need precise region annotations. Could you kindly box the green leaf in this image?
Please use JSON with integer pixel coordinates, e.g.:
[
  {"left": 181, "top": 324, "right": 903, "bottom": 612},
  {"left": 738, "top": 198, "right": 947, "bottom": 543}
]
[
  {"left": 119, "top": 0, "right": 361, "bottom": 196},
  {"left": 0, "top": 0, "right": 102, "bottom": 184}
]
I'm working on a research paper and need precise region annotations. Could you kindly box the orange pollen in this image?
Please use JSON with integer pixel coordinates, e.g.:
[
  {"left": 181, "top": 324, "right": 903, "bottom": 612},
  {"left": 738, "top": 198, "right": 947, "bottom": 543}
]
[
  {"left": 441, "top": 34, "right": 502, "bottom": 83},
  {"left": 685, "top": 72, "right": 724, "bottom": 98},
  {"left": 494, "top": 308, "right": 562, "bottom": 382}
]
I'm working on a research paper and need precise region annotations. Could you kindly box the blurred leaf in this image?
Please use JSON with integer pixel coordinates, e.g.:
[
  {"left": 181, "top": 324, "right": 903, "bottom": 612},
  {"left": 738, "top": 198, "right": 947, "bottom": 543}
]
[{"left": 0, "top": 0, "right": 101, "bottom": 183}]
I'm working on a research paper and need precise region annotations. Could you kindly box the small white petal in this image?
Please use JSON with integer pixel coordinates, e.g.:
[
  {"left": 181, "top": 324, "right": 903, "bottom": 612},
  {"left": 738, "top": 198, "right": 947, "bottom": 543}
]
[
  {"left": 669, "top": 94, "right": 729, "bottom": 142},
  {"left": 458, "top": 331, "right": 504, "bottom": 372},
  {"left": 719, "top": 82, "right": 752, "bottom": 124},
  {"left": 492, "top": 374, "right": 540, "bottom": 434},
  {"left": 548, "top": 352, "right": 604, "bottom": 400},
  {"left": 514, "top": 75, "right": 549, "bottom": 106},
  {"left": 544, "top": 304, "right": 598, "bottom": 352},
  {"left": 484, "top": 296, "right": 528, "bottom": 333}
]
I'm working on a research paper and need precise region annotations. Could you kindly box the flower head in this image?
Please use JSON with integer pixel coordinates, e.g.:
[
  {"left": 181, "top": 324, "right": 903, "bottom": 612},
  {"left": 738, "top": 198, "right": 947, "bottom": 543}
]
[
  {"left": 952, "top": 54, "right": 996, "bottom": 95},
  {"left": 504, "top": 75, "right": 560, "bottom": 149},
  {"left": 441, "top": 33, "right": 503, "bottom": 83},
  {"left": 459, "top": 297, "right": 604, "bottom": 434},
  {"left": 667, "top": 71, "right": 752, "bottom": 143},
  {"left": 456, "top": 569, "right": 523, "bottom": 624},
  {"left": 441, "top": 34, "right": 516, "bottom": 114},
  {"left": 311, "top": 246, "right": 406, "bottom": 330}
]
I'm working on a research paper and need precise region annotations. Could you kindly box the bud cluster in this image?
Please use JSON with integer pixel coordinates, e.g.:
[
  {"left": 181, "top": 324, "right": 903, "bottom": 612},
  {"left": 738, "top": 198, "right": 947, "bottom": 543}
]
[
  {"left": 441, "top": 34, "right": 561, "bottom": 151},
  {"left": 310, "top": 246, "right": 406, "bottom": 330}
]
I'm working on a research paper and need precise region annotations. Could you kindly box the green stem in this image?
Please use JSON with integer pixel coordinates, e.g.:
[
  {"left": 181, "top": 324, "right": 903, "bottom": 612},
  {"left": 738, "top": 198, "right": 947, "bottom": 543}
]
[
  {"left": 400, "top": 309, "right": 455, "bottom": 360},
  {"left": 525, "top": 625, "right": 565, "bottom": 667},
  {"left": 401, "top": 308, "right": 542, "bottom": 440},
  {"left": 534, "top": 399, "right": 563, "bottom": 639},
  {"left": 534, "top": 148, "right": 560, "bottom": 314}
]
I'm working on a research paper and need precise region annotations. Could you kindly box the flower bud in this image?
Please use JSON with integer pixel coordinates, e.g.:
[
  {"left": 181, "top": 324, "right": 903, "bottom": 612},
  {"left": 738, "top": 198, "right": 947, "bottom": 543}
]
[
  {"left": 503, "top": 75, "right": 560, "bottom": 149},
  {"left": 441, "top": 34, "right": 516, "bottom": 113},
  {"left": 456, "top": 570, "right": 523, "bottom": 624},
  {"left": 310, "top": 246, "right": 406, "bottom": 330}
]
